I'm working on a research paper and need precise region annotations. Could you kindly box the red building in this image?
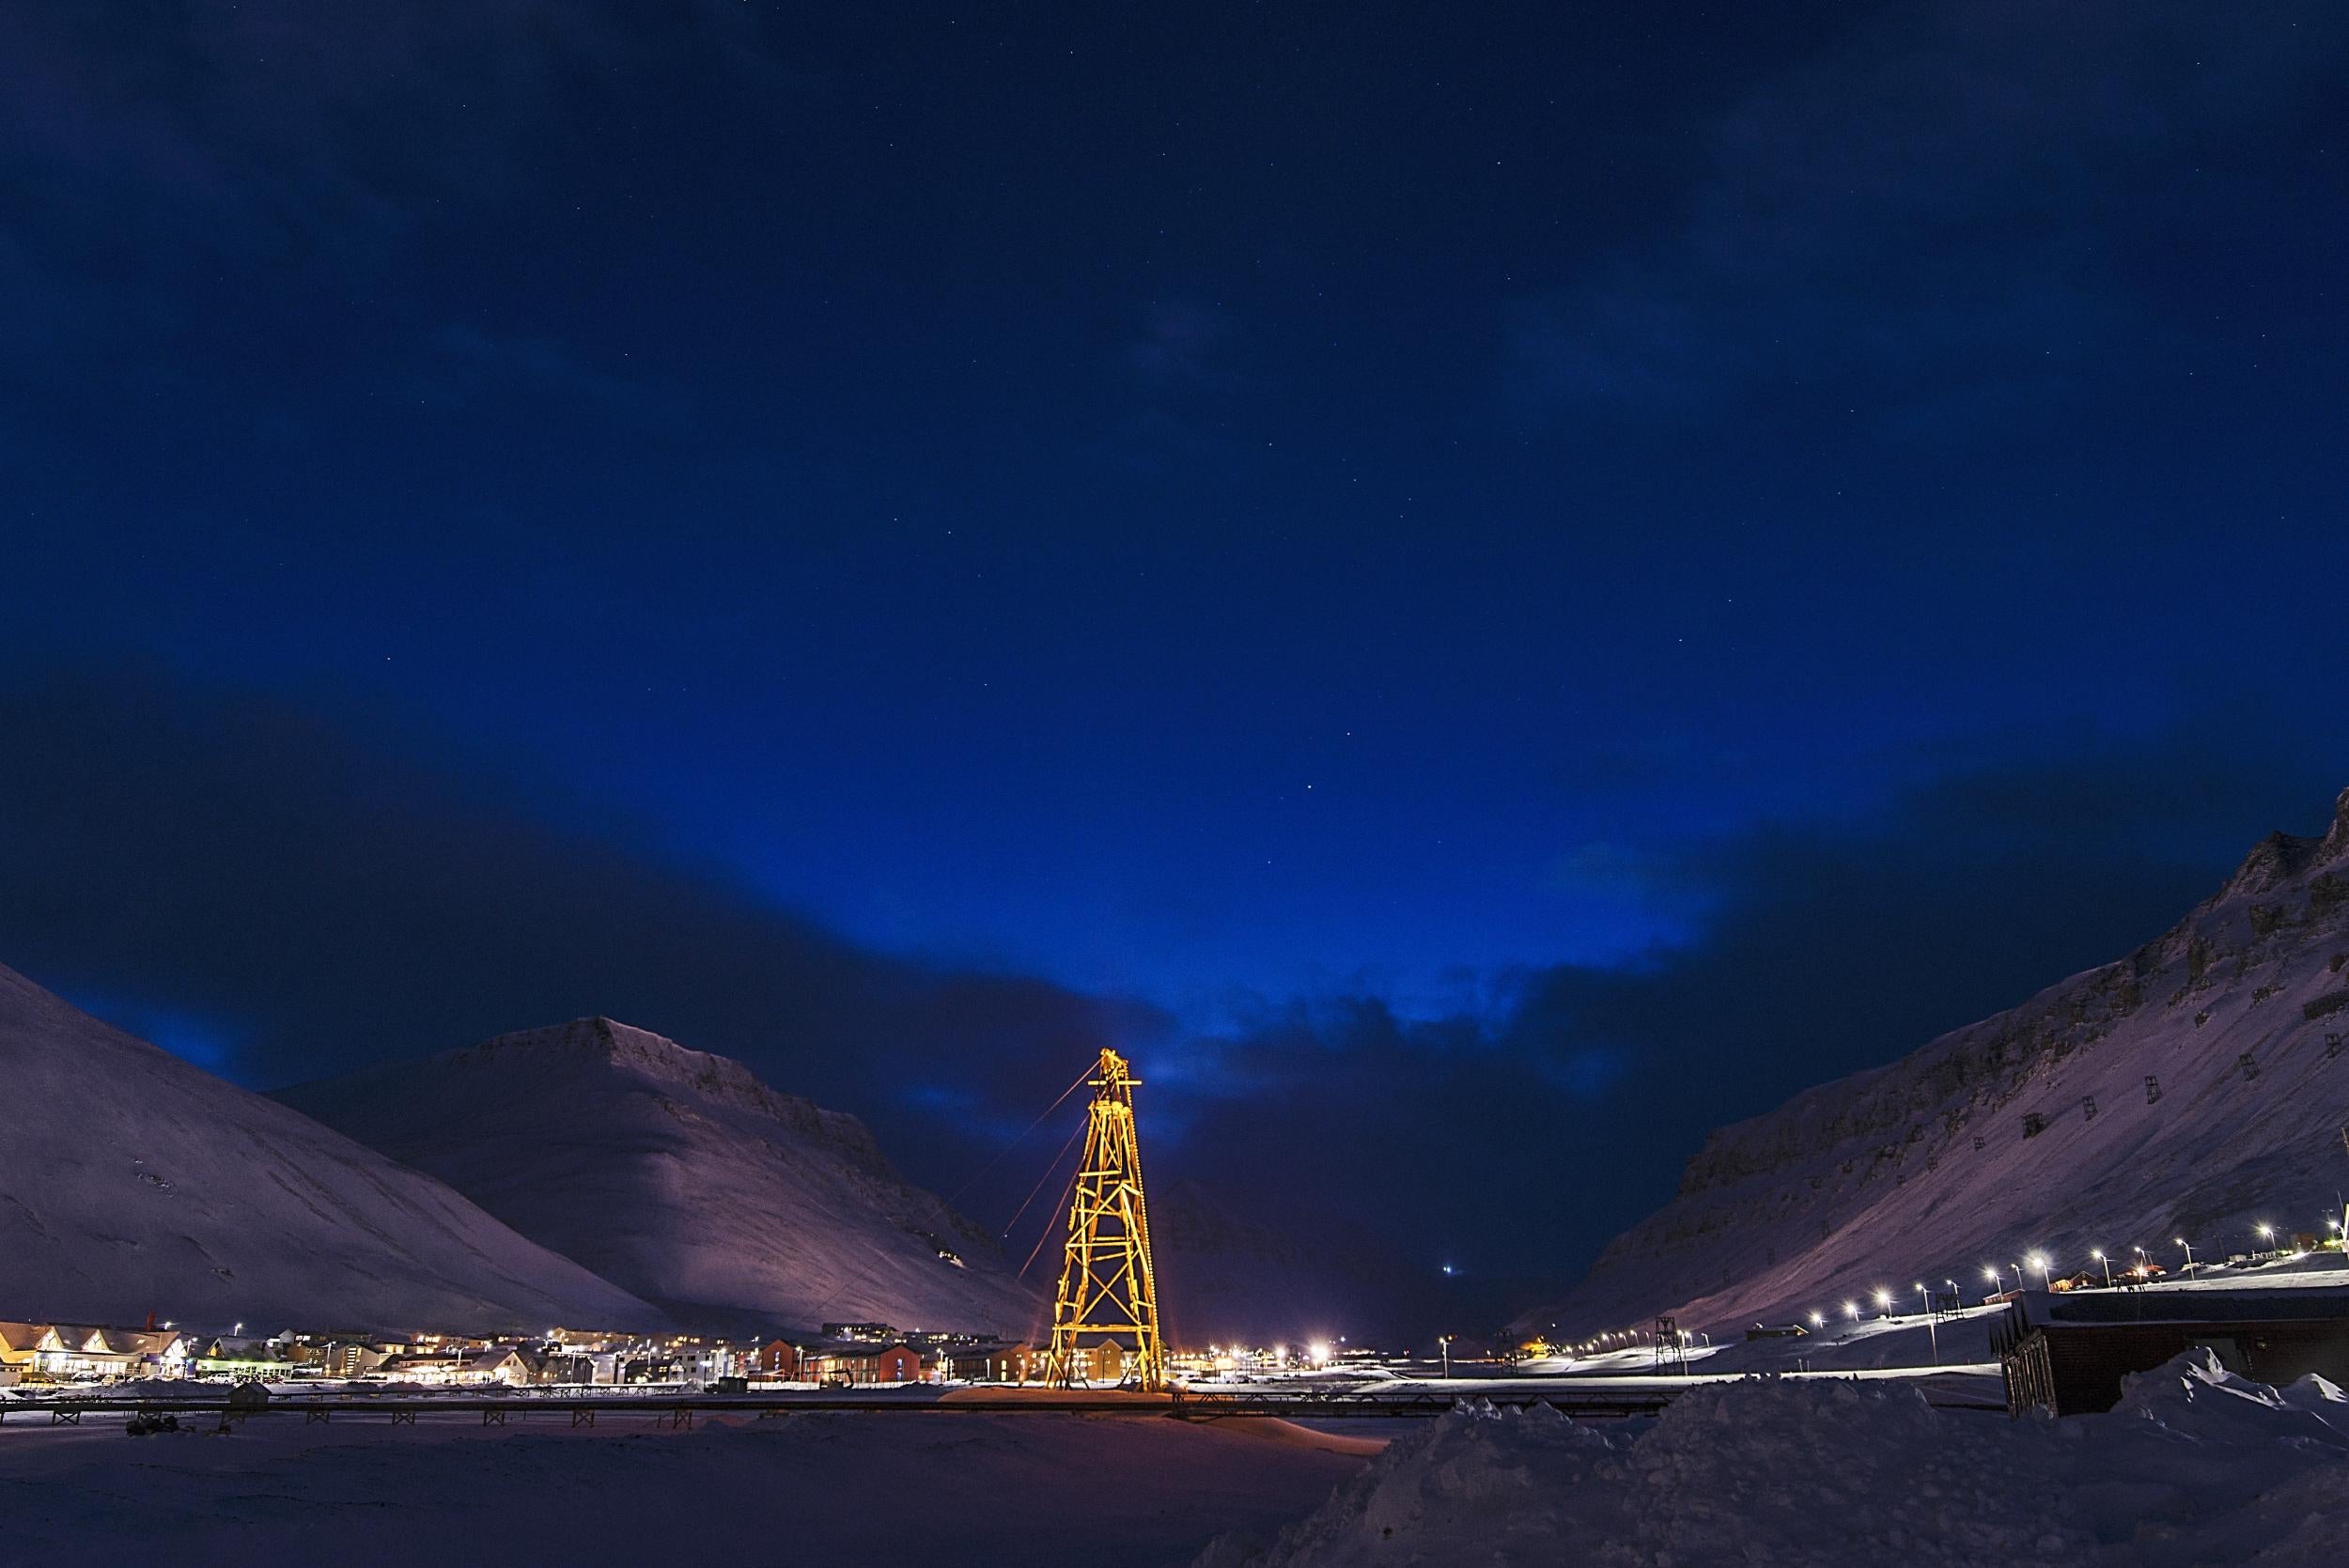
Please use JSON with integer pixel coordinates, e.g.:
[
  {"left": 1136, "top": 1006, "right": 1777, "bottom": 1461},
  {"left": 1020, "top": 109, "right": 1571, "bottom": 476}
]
[{"left": 873, "top": 1344, "right": 926, "bottom": 1383}]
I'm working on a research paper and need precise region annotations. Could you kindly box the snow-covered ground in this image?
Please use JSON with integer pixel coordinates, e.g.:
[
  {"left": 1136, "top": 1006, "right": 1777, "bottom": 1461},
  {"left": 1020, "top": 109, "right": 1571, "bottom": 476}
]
[
  {"left": 15, "top": 1353, "right": 2346, "bottom": 1566},
  {"left": 1520, "top": 1300, "right": 2006, "bottom": 1377},
  {"left": 1191, "top": 1306, "right": 2009, "bottom": 1408},
  {"left": 1200, "top": 1351, "right": 2349, "bottom": 1566},
  {"left": 0, "top": 1408, "right": 1370, "bottom": 1567}
]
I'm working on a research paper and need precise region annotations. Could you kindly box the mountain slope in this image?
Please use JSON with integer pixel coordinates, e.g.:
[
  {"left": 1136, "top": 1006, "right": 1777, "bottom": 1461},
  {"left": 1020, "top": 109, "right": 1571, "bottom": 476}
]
[
  {"left": 276, "top": 1017, "right": 1044, "bottom": 1338},
  {"left": 1521, "top": 786, "right": 2349, "bottom": 1340},
  {"left": 0, "top": 963, "right": 664, "bottom": 1333}
]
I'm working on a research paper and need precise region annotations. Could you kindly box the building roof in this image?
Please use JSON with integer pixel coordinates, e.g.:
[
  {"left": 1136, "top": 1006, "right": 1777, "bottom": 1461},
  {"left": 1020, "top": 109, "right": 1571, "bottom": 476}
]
[
  {"left": 2024, "top": 1284, "right": 2349, "bottom": 1328},
  {"left": 0, "top": 1321, "right": 51, "bottom": 1353}
]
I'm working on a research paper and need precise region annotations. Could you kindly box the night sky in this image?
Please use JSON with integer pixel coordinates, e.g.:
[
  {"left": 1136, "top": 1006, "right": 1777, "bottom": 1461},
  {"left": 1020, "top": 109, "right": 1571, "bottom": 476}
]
[{"left": 5, "top": 3, "right": 2348, "bottom": 1336}]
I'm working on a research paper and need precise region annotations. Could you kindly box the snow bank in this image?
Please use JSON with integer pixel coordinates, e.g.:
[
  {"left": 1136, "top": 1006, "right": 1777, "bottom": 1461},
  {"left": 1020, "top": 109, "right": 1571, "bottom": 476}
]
[
  {"left": 2112, "top": 1346, "right": 2349, "bottom": 1449},
  {"left": 1204, "top": 1356, "right": 2349, "bottom": 1566}
]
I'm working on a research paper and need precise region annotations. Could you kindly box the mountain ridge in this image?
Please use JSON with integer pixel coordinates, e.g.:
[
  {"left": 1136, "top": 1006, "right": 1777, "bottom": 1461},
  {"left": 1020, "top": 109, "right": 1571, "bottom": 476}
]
[
  {"left": 0, "top": 963, "right": 667, "bottom": 1334},
  {"left": 276, "top": 1017, "right": 1046, "bottom": 1339},
  {"left": 1517, "top": 785, "right": 2349, "bottom": 1341}
]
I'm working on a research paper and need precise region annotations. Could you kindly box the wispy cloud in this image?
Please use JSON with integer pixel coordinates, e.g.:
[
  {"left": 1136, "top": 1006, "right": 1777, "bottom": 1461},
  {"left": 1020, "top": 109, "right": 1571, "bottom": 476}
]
[{"left": 1504, "top": 1, "right": 2346, "bottom": 436}]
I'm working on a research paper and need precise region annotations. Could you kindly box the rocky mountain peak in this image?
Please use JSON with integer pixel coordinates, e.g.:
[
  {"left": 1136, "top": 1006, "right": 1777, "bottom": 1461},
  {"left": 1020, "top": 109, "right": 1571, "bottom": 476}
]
[
  {"left": 464, "top": 1017, "right": 869, "bottom": 1156},
  {"left": 479, "top": 1015, "right": 752, "bottom": 1089},
  {"left": 2211, "top": 785, "right": 2349, "bottom": 900},
  {"left": 2323, "top": 784, "right": 2349, "bottom": 863}
]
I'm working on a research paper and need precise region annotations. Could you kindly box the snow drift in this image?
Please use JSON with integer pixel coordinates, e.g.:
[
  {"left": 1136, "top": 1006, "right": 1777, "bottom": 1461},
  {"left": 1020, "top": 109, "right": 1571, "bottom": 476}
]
[
  {"left": 0, "top": 963, "right": 664, "bottom": 1333},
  {"left": 1203, "top": 1352, "right": 2349, "bottom": 1566},
  {"left": 275, "top": 1017, "right": 1043, "bottom": 1337},
  {"left": 1523, "top": 785, "right": 2349, "bottom": 1339}
]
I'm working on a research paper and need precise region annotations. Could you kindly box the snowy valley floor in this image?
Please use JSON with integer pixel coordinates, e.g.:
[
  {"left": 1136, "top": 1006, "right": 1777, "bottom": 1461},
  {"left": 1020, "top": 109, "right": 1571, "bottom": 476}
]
[
  {"left": 0, "top": 1409, "right": 1370, "bottom": 1568},
  {"left": 8, "top": 1353, "right": 2349, "bottom": 1567},
  {"left": 1206, "top": 1351, "right": 2349, "bottom": 1568}
]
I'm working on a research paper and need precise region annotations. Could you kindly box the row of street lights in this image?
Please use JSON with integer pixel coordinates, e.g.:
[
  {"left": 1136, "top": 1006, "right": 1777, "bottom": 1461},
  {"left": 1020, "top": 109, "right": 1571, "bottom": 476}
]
[
  {"left": 1560, "top": 1219, "right": 2345, "bottom": 1365},
  {"left": 1798, "top": 1218, "right": 2337, "bottom": 1337}
]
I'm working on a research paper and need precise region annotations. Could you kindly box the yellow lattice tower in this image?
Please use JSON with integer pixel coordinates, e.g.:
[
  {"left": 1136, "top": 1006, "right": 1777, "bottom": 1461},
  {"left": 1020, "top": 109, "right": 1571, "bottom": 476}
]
[{"left": 1046, "top": 1048, "right": 1164, "bottom": 1389}]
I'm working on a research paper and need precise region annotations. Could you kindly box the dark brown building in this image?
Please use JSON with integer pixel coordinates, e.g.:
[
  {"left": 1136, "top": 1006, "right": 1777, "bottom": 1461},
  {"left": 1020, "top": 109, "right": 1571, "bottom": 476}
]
[{"left": 1997, "top": 1283, "right": 2349, "bottom": 1416}]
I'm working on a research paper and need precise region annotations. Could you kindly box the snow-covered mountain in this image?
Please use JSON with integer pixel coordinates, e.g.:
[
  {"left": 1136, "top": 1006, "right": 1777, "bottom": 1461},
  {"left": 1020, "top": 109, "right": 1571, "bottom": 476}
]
[
  {"left": 1521, "top": 786, "right": 2349, "bottom": 1340},
  {"left": 276, "top": 1017, "right": 1044, "bottom": 1339},
  {"left": 0, "top": 963, "right": 664, "bottom": 1333}
]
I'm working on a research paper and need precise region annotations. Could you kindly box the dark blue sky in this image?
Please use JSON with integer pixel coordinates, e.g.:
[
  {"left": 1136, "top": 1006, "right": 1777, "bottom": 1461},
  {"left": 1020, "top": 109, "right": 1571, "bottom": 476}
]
[{"left": 4, "top": 2, "right": 2347, "bottom": 1335}]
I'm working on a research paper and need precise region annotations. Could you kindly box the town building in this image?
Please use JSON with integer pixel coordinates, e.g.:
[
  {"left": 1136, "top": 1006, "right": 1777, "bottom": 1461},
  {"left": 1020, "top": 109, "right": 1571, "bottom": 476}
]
[
  {"left": 753, "top": 1340, "right": 802, "bottom": 1378},
  {"left": 801, "top": 1343, "right": 936, "bottom": 1385},
  {"left": 0, "top": 1321, "right": 47, "bottom": 1385},
  {"left": 34, "top": 1327, "right": 190, "bottom": 1381},
  {"left": 934, "top": 1343, "right": 1038, "bottom": 1383},
  {"left": 1998, "top": 1285, "right": 2349, "bottom": 1415},
  {"left": 376, "top": 1346, "right": 532, "bottom": 1386},
  {"left": 820, "top": 1322, "right": 898, "bottom": 1343}
]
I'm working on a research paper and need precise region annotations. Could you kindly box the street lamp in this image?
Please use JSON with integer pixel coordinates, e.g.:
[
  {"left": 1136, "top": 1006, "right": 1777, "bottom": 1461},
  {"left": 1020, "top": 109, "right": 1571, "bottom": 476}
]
[
  {"left": 1843, "top": 1300, "right": 1859, "bottom": 1321},
  {"left": 1982, "top": 1264, "right": 2002, "bottom": 1298},
  {"left": 2257, "top": 1223, "right": 2276, "bottom": 1255},
  {"left": 1809, "top": 1312, "right": 1825, "bottom": 1328},
  {"left": 2176, "top": 1236, "right": 2196, "bottom": 1272},
  {"left": 1872, "top": 1288, "right": 1891, "bottom": 1317},
  {"left": 2027, "top": 1253, "right": 2050, "bottom": 1289},
  {"left": 1438, "top": 1335, "right": 1453, "bottom": 1379},
  {"left": 2092, "top": 1250, "right": 2112, "bottom": 1287}
]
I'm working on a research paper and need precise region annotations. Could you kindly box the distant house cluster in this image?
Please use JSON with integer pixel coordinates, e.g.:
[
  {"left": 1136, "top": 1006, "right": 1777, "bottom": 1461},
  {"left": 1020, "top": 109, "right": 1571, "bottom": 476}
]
[
  {"left": 758, "top": 1324, "right": 1045, "bottom": 1387},
  {"left": 0, "top": 1317, "right": 1071, "bottom": 1391}
]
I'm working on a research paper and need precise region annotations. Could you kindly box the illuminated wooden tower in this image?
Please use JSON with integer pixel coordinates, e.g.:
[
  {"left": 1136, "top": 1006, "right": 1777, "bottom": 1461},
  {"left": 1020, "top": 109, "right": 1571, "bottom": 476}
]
[{"left": 1046, "top": 1048, "right": 1165, "bottom": 1389}]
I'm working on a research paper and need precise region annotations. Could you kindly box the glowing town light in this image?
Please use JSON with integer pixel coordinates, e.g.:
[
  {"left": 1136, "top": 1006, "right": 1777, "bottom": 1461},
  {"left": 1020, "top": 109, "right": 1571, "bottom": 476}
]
[
  {"left": 1809, "top": 1312, "right": 1825, "bottom": 1327},
  {"left": 1308, "top": 1342, "right": 1331, "bottom": 1365},
  {"left": 1843, "top": 1301, "right": 1859, "bottom": 1320}
]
